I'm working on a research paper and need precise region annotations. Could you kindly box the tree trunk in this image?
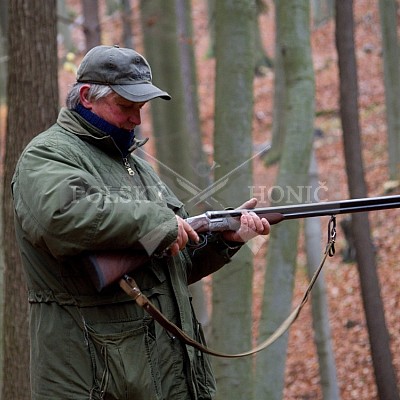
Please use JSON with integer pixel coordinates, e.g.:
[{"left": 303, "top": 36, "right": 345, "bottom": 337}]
[
  {"left": 121, "top": 0, "right": 134, "bottom": 49},
  {"left": 335, "top": 1, "right": 400, "bottom": 399},
  {"left": 140, "top": 0, "right": 211, "bottom": 338},
  {"left": 206, "top": 0, "right": 215, "bottom": 58},
  {"left": 140, "top": 0, "right": 209, "bottom": 214},
  {"left": 255, "top": 1, "right": 315, "bottom": 399},
  {"left": 174, "top": 0, "right": 210, "bottom": 208},
  {"left": 57, "top": 0, "right": 74, "bottom": 53},
  {"left": 0, "top": 186, "right": 4, "bottom": 396},
  {"left": 378, "top": 0, "right": 400, "bottom": 180},
  {"left": 211, "top": 1, "right": 256, "bottom": 399},
  {"left": 254, "top": 0, "right": 272, "bottom": 75},
  {"left": 0, "top": 1, "right": 7, "bottom": 394},
  {"left": 263, "top": 0, "right": 286, "bottom": 166},
  {"left": 82, "top": 0, "right": 101, "bottom": 51},
  {"left": 2, "top": 1, "right": 58, "bottom": 399},
  {"left": 305, "top": 151, "right": 341, "bottom": 400},
  {"left": 312, "top": 0, "right": 334, "bottom": 26},
  {"left": 0, "top": 0, "right": 8, "bottom": 103}
]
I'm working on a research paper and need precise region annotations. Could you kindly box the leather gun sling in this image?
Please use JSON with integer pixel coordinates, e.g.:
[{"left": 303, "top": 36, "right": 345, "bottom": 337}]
[{"left": 119, "top": 239, "right": 334, "bottom": 359}]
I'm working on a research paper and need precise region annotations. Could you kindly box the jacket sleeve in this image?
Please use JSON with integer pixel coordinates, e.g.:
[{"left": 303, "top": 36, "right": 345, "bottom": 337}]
[
  {"left": 12, "top": 141, "right": 178, "bottom": 259},
  {"left": 185, "top": 233, "right": 243, "bottom": 284}
]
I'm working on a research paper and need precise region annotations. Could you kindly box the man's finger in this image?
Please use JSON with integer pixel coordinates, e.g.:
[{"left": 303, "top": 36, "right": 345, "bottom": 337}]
[
  {"left": 182, "top": 220, "right": 199, "bottom": 243},
  {"left": 237, "top": 197, "right": 258, "bottom": 210}
]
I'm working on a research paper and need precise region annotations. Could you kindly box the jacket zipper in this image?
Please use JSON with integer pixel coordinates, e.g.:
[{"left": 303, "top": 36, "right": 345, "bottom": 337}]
[{"left": 123, "top": 157, "right": 135, "bottom": 176}]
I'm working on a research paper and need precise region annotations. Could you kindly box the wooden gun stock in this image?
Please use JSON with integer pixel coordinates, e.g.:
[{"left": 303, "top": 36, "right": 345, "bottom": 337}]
[{"left": 83, "top": 250, "right": 150, "bottom": 291}]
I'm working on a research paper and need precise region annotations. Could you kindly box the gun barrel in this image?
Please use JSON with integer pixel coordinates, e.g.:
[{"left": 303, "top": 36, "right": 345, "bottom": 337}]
[{"left": 205, "top": 195, "right": 400, "bottom": 221}]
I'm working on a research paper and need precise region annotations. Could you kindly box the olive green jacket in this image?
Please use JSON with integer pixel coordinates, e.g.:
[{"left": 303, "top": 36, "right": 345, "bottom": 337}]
[{"left": 12, "top": 108, "right": 238, "bottom": 400}]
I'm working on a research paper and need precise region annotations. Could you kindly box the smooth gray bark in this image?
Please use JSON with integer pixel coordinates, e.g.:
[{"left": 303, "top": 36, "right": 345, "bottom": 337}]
[
  {"left": 255, "top": 1, "right": 315, "bottom": 398},
  {"left": 305, "top": 152, "right": 340, "bottom": 400},
  {"left": 140, "top": 0, "right": 208, "bottom": 214},
  {"left": 211, "top": 1, "right": 256, "bottom": 399},
  {"left": 264, "top": 0, "right": 286, "bottom": 166},
  {"left": 378, "top": 0, "right": 400, "bottom": 180},
  {"left": 82, "top": 0, "right": 101, "bottom": 51}
]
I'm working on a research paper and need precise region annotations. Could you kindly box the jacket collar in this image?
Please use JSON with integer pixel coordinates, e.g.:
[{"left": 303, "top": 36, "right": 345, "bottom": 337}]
[
  {"left": 74, "top": 104, "right": 135, "bottom": 157},
  {"left": 57, "top": 108, "right": 148, "bottom": 157}
]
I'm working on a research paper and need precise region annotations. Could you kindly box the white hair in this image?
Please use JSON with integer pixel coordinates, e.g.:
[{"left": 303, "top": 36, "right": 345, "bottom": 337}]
[{"left": 66, "top": 83, "right": 113, "bottom": 109}]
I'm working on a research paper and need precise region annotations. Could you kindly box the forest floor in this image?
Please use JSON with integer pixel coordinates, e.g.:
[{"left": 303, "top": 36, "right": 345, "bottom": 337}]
[{"left": 2, "top": 0, "right": 399, "bottom": 399}]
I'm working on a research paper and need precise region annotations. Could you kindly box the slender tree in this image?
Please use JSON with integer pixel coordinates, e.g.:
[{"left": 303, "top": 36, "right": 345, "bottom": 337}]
[
  {"left": 255, "top": 1, "right": 315, "bottom": 398},
  {"left": 140, "top": 0, "right": 208, "bottom": 213},
  {"left": 0, "top": 1, "right": 8, "bottom": 394},
  {"left": 254, "top": 0, "right": 273, "bottom": 75},
  {"left": 305, "top": 151, "right": 340, "bottom": 400},
  {"left": 211, "top": 1, "right": 256, "bottom": 399},
  {"left": 263, "top": 0, "right": 286, "bottom": 166},
  {"left": 206, "top": 0, "right": 216, "bottom": 58},
  {"left": 140, "top": 0, "right": 211, "bottom": 332},
  {"left": 121, "top": 0, "right": 134, "bottom": 49},
  {"left": 2, "top": 1, "right": 58, "bottom": 398},
  {"left": 82, "top": 0, "right": 101, "bottom": 51},
  {"left": 175, "top": 0, "right": 210, "bottom": 204},
  {"left": 312, "top": 0, "right": 334, "bottom": 26},
  {"left": 57, "top": 0, "right": 74, "bottom": 53},
  {"left": 174, "top": 0, "right": 212, "bottom": 327},
  {"left": 0, "top": 0, "right": 8, "bottom": 102},
  {"left": 208, "top": 0, "right": 272, "bottom": 76},
  {"left": 378, "top": 0, "right": 400, "bottom": 180},
  {"left": 335, "top": 1, "right": 399, "bottom": 399}
]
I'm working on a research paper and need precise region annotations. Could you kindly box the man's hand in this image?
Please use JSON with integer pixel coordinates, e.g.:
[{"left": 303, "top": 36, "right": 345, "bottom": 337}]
[
  {"left": 169, "top": 215, "right": 199, "bottom": 256},
  {"left": 222, "top": 198, "right": 270, "bottom": 243}
]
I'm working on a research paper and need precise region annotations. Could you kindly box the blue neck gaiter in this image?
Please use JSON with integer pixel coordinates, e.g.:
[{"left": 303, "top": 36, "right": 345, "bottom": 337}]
[{"left": 75, "top": 104, "right": 135, "bottom": 157}]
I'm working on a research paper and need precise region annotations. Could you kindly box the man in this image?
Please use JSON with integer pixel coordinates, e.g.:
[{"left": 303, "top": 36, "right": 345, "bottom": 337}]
[{"left": 12, "top": 45, "right": 270, "bottom": 400}]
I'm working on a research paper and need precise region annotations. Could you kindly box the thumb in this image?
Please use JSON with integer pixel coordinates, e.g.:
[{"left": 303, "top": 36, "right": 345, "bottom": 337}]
[{"left": 237, "top": 197, "right": 258, "bottom": 210}]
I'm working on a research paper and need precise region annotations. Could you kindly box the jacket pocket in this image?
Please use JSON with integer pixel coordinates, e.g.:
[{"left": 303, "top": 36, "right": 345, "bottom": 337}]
[
  {"left": 191, "top": 316, "right": 217, "bottom": 399},
  {"left": 86, "top": 318, "right": 162, "bottom": 400}
]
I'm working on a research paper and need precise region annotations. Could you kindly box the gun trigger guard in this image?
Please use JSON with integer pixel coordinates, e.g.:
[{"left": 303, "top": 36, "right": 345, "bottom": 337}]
[{"left": 187, "top": 234, "right": 209, "bottom": 256}]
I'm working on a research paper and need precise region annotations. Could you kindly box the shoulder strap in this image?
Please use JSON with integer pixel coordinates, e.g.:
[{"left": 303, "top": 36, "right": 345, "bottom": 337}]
[{"left": 119, "top": 239, "right": 334, "bottom": 359}]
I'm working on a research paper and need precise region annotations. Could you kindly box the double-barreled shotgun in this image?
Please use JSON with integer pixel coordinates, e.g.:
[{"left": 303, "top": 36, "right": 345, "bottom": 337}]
[{"left": 85, "top": 195, "right": 400, "bottom": 291}]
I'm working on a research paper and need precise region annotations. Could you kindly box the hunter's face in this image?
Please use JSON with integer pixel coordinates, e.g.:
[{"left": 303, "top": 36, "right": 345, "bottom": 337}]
[{"left": 90, "top": 93, "right": 146, "bottom": 132}]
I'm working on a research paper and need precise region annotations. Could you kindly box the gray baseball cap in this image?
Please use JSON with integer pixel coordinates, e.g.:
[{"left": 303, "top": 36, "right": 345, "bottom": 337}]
[{"left": 76, "top": 45, "right": 171, "bottom": 102}]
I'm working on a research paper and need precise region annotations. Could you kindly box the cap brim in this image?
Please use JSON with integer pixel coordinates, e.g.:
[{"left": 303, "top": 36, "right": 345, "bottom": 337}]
[{"left": 111, "top": 82, "right": 171, "bottom": 102}]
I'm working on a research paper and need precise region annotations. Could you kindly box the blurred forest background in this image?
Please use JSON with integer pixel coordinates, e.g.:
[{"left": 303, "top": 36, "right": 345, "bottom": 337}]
[{"left": 1, "top": 0, "right": 400, "bottom": 399}]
